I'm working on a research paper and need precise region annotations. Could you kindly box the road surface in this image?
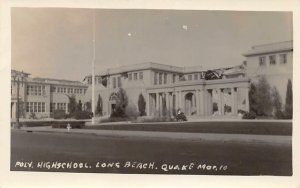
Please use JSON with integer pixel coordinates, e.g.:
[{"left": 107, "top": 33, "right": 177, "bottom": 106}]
[{"left": 11, "top": 130, "right": 292, "bottom": 175}]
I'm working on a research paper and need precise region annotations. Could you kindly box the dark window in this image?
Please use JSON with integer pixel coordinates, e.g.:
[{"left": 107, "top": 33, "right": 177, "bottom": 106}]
[
  {"left": 128, "top": 73, "right": 132, "bottom": 81},
  {"left": 279, "top": 54, "right": 287, "bottom": 64},
  {"left": 164, "top": 73, "right": 167, "bottom": 84},
  {"left": 113, "top": 77, "right": 116, "bottom": 89},
  {"left": 259, "top": 56, "right": 266, "bottom": 67},
  {"left": 154, "top": 72, "right": 158, "bottom": 85},
  {"left": 159, "top": 73, "right": 162, "bottom": 85},
  {"left": 134, "top": 73, "right": 138, "bottom": 80},
  {"left": 188, "top": 74, "right": 192, "bottom": 80},
  {"left": 269, "top": 55, "right": 276, "bottom": 65},
  {"left": 194, "top": 74, "right": 198, "bottom": 80},
  {"left": 117, "top": 77, "right": 121, "bottom": 87}
]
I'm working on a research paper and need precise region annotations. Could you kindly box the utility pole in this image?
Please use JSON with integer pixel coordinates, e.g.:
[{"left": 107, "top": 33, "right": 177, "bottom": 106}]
[
  {"left": 92, "top": 9, "right": 96, "bottom": 125},
  {"left": 12, "top": 71, "right": 25, "bottom": 129}
]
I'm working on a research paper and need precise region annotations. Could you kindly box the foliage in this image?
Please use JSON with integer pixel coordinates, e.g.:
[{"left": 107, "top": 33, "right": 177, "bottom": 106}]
[
  {"left": 271, "top": 86, "right": 283, "bottom": 119},
  {"left": 125, "top": 102, "right": 139, "bottom": 120},
  {"left": 85, "top": 101, "right": 92, "bottom": 112},
  {"left": 68, "top": 95, "right": 77, "bottom": 114},
  {"left": 77, "top": 100, "right": 83, "bottom": 111},
  {"left": 70, "top": 111, "right": 93, "bottom": 120},
  {"left": 242, "top": 111, "right": 256, "bottom": 119},
  {"left": 111, "top": 88, "right": 128, "bottom": 118},
  {"left": 249, "top": 76, "right": 272, "bottom": 116},
  {"left": 285, "top": 79, "right": 293, "bottom": 119},
  {"left": 96, "top": 94, "right": 103, "bottom": 116},
  {"left": 137, "top": 93, "right": 146, "bottom": 116},
  {"left": 53, "top": 109, "right": 66, "bottom": 119}
]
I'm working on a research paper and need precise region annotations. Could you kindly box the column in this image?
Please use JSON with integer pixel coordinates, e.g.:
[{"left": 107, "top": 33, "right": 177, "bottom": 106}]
[
  {"left": 146, "top": 93, "right": 150, "bottom": 116},
  {"left": 218, "top": 88, "right": 224, "bottom": 115},
  {"left": 179, "top": 91, "right": 182, "bottom": 110},
  {"left": 155, "top": 93, "right": 159, "bottom": 113},
  {"left": 170, "top": 93, "right": 174, "bottom": 117},
  {"left": 231, "top": 88, "right": 237, "bottom": 115},
  {"left": 196, "top": 90, "right": 200, "bottom": 116},
  {"left": 159, "top": 93, "right": 163, "bottom": 116},
  {"left": 245, "top": 87, "right": 249, "bottom": 112},
  {"left": 166, "top": 92, "right": 170, "bottom": 115}
]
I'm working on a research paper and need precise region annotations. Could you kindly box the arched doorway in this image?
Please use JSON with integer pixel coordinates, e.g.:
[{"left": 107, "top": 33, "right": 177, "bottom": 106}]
[
  {"left": 108, "top": 92, "right": 118, "bottom": 115},
  {"left": 185, "top": 92, "right": 196, "bottom": 116}
]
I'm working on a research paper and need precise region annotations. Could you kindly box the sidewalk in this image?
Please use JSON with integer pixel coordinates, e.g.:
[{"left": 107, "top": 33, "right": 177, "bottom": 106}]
[{"left": 15, "top": 126, "right": 291, "bottom": 146}]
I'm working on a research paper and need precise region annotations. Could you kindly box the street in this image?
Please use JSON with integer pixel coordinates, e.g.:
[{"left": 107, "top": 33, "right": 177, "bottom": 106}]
[{"left": 11, "top": 130, "right": 292, "bottom": 175}]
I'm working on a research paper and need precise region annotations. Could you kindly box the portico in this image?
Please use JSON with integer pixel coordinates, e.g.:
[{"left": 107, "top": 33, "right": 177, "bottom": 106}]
[{"left": 146, "top": 77, "right": 250, "bottom": 117}]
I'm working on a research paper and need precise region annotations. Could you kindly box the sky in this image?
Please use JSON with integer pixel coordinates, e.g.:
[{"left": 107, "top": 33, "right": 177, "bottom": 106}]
[{"left": 11, "top": 8, "right": 292, "bottom": 81}]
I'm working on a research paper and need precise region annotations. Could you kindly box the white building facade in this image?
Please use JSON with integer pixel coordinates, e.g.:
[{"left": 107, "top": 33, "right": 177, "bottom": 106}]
[
  {"left": 83, "top": 62, "right": 250, "bottom": 117},
  {"left": 243, "top": 40, "right": 293, "bottom": 106}
]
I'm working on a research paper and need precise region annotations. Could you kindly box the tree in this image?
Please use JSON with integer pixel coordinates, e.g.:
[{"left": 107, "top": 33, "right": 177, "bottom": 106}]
[
  {"left": 138, "top": 93, "right": 146, "bottom": 116},
  {"left": 285, "top": 79, "right": 293, "bottom": 118},
  {"left": 77, "top": 100, "right": 83, "bottom": 111},
  {"left": 111, "top": 88, "right": 128, "bottom": 118},
  {"left": 68, "top": 95, "right": 77, "bottom": 114},
  {"left": 271, "top": 86, "right": 283, "bottom": 118},
  {"left": 249, "top": 76, "right": 272, "bottom": 116},
  {"left": 96, "top": 94, "right": 103, "bottom": 116}
]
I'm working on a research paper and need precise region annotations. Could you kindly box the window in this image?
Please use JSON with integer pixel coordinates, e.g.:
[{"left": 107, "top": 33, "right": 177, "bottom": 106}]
[
  {"left": 279, "top": 54, "right": 287, "bottom": 64},
  {"left": 80, "top": 89, "right": 82, "bottom": 94},
  {"left": 164, "top": 73, "right": 167, "bottom": 84},
  {"left": 134, "top": 73, "right": 138, "bottom": 80},
  {"left": 139, "top": 72, "right": 143, "bottom": 80},
  {"left": 194, "top": 74, "right": 198, "bottom": 80},
  {"left": 172, "top": 74, "right": 176, "bottom": 83},
  {"left": 117, "top": 77, "right": 121, "bottom": 87},
  {"left": 113, "top": 77, "right": 116, "bottom": 89},
  {"left": 27, "top": 85, "right": 45, "bottom": 96},
  {"left": 159, "top": 73, "right": 162, "bottom": 85},
  {"left": 26, "top": 103, "right": 29, "bottom": 112},
  {"left": 188, "top": 74, "right": 192, "bottom": 81},
  {"left": 63, "top": 88, "right": 66, "bottom": 93},
  {"left": 269, "top": 55, "right": 276, "bottom": 65},
  {"left": 70, "top": 88, "right": 73, "bottom": 93},
  {"left": 154, "top": 72, "right": 158, "bottom": 85},
  {"left": 128, "top": 73, "right": 132, "bottom": 81},
  {"left": 259, "top": 56, "right": 266, "bottom": 67}
]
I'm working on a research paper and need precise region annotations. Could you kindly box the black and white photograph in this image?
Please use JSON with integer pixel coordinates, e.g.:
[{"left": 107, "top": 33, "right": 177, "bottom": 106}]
[{"left": 1, "top": 0, "right": 299, "bottom": 187}]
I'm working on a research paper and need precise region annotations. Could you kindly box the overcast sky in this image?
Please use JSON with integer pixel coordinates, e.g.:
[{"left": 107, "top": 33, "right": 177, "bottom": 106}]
[{"left": 11, "top": 8, "right": 292, "bottom": 81}]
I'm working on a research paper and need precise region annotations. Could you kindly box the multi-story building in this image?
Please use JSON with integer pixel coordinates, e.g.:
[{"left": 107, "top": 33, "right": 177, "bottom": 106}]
[
  {"left": 83, "top": 62, "right": 250, "bottom": 117},
  {"left": 11, "top": 70, "right": 88, "bottom": 120},
  {"left": 243, "top": 40, "right": 293, "bottom": 106}
]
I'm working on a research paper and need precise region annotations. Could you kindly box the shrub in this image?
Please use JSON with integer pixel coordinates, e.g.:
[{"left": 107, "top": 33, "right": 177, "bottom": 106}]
[
  {"left": 70, "top": 111, "right": 92, "bottom": 120},
  {"left": 53, "top": 109, "right": 66, "bottom": 119},
  {"left": 284, "top": 79, "right": 293, "bottom": 119},
  {"left": 138, "top": 93, "right": 146, "bottom": 116},
  {"left": 125, "top": 102, "right": 139, "bottom": 120},
  {"left": 242, "top": 111, "right": 256, "bottom": 119}
]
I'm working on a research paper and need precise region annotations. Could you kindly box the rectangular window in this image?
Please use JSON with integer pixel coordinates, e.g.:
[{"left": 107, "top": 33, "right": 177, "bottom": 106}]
[
  {"left": 34, "top": 102, "right": 37, "bottom": 112},
  {"left": 30, "top": 102, "right": 33, "bottom": 112},
  {"left": 38, "top": 102, "right": 41, "bottom": 112},
  {"left": 188, "top": 74, "right": 192, "bottom": 80},
  {"left": 80, "top": 89, "right": 82, "bottom": 94},
  {"left": 117, "top": 77, "right": 121, "bottom": 87},
  {"left": 70, "top": 88, "right": 73, "bottom": 93},
  {"left": 63, "top": 88, "right": 66, "bottom": 93},
  {"left": 164, "top": 73, "right": 167, "bottom": 84},
  {"left": 279, "top": 54, "right": 287, "bottom": 64},
  {"left": 26, "top": 102, "right": 29, "bottom": 112},
  {"left": 159, "top": 73, "right": 162, "bottom": 85},
  {"left": 194, "top": 74, "right": 198, "bottom": 80},
  {"left": 42, "top": 103, "right": 45, "bottom": 112},
  {"left": 27, "top": 86, "right": 30, "bottom": 95},
  {"left": 139, "top": 72, "right": 143, "bottom": 80},
  {"left": 113, "top": 77, "right": 116, "bottom": 89},
  {"left": 154, "top": 72, "right": 158, "bottom": 85},
  {"left": 38, "top": 86, "right": 41, "bottom": 96},
  {"left": 172, "top": 74, "right": 176, "bottom": 83},
  {"left": 134, "top": 73, "right": 138, "bottom": 80},
  {"left": 269, "top": 55, "right": 276, "bottom": 65},
  {"left": 259, "top": 56, "right": 266, "bottom": 67},
  {"left": 128, "top": 73, "right": 132, "bottom": 81}
]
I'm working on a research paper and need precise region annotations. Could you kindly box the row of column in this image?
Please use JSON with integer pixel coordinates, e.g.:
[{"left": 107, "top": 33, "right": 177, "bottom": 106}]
[{"left": 147, "top": 86, "right": 249, "bottom": 117}]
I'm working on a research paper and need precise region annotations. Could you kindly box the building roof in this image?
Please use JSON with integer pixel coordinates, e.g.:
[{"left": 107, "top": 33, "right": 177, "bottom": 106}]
[
  {"left": 12, "top": 69, "right": 87, "bottom": 87},
  {"left": 243, "top": 40, "right": 293, "bottom": 57},
  {"left": 84, "top": 62, "right": 243, "bottom": 78}
]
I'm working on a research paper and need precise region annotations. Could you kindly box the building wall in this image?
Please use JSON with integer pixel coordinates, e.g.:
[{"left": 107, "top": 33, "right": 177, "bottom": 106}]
[{"left": 245, "top": 49, "right": 293, "bottom": 107}]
